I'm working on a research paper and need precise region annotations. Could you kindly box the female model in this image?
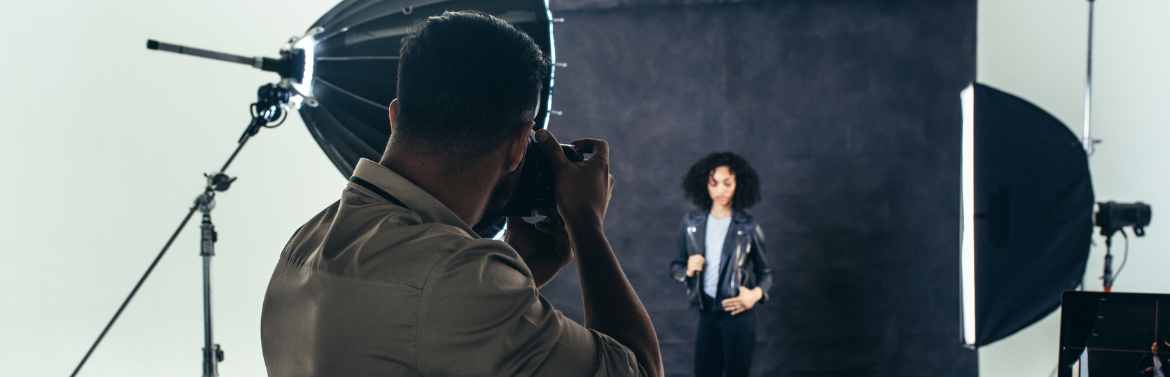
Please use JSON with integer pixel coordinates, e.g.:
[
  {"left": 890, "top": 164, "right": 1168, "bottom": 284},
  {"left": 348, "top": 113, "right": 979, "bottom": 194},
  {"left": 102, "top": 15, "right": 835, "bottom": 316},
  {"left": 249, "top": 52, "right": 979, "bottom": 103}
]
[{"left": 670, "top": 152, "right": 773, "bottom": 377}]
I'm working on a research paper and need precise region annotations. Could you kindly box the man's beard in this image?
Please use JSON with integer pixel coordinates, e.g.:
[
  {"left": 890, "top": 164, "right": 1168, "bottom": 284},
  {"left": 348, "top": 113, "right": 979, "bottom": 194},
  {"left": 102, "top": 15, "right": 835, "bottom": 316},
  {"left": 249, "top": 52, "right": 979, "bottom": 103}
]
[{"left": 471, "top": 161, "right": 524, "bottom": 238}]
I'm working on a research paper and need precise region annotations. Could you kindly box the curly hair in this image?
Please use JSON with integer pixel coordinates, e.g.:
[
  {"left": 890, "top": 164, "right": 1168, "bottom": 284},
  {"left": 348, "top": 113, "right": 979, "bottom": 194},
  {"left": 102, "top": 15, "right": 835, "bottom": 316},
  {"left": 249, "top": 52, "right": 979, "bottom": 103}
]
[{"left": 682, "top": 152, "right": 761, "bottom": 210}]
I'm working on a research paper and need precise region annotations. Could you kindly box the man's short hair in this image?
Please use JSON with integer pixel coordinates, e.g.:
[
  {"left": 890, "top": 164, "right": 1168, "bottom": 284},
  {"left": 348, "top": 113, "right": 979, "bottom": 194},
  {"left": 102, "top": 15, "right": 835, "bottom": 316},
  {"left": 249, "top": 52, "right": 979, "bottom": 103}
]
[{"left": 395, "top": 11, "right": 549, "bottom": 158}]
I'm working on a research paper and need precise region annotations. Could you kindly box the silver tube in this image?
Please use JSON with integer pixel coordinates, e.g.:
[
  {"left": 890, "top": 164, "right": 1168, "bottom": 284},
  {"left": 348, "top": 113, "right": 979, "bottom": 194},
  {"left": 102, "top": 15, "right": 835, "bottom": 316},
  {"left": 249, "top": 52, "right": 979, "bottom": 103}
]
[{"left": 1082, "top": 0, "right": 1097, "bottom": 155}]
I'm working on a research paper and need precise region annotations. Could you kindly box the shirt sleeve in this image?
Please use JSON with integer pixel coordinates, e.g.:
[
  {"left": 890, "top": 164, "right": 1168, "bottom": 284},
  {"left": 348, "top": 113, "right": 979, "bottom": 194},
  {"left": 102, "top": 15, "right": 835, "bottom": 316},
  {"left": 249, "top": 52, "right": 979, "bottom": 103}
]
[{"left": 418, "top": 240, "right": 644, "bottom": 377}]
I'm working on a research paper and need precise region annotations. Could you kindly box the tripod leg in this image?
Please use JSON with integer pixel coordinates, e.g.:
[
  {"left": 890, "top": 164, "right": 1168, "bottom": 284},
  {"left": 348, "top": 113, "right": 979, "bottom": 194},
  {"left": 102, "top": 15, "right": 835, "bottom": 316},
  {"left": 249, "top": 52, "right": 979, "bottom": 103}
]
[{"left": 70, "top": 206, "right": 200, "bottom": 377}]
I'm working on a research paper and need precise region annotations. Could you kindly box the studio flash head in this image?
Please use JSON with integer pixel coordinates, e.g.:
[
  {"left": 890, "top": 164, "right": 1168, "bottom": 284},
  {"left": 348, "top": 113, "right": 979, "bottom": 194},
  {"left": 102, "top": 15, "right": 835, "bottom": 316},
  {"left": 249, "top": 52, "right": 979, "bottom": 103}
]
[{"left": 1095, "top": 201, "right": 1152, "bottom": 237}]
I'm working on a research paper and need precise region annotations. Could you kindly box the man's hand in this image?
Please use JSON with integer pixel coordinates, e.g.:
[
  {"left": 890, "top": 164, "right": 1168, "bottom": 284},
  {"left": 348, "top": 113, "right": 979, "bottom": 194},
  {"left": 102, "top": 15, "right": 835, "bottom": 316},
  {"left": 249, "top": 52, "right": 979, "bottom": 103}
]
[
  {"left": 505, "top": 216, "right": 572, "bottom": 288},
  {"left": 535, "top": 129, "right": 664, "bottom": 377},
  {"left": 685, "top": 255, "right": 705, "bottom": 277},
  {"left": 721, "top": 286, "right": 763, "bottom": 316},
  {"left": 535, "top": 129, "right": 613, "bottom": 235}
]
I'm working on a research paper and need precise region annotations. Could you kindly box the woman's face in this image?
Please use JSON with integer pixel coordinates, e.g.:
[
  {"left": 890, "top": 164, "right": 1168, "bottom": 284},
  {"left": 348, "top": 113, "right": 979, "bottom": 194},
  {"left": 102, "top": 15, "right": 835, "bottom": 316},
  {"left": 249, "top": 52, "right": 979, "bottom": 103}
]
[{"left": 707, "top": 165, "right": 737, "bottom": 209}]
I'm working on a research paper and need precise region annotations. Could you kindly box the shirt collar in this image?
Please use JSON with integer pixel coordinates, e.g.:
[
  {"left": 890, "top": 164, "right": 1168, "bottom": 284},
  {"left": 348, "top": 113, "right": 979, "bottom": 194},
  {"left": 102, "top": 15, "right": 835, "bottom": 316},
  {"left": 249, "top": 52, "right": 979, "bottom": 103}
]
[{"left": 350, "top": 158, "right": 476, "bottom": 236}]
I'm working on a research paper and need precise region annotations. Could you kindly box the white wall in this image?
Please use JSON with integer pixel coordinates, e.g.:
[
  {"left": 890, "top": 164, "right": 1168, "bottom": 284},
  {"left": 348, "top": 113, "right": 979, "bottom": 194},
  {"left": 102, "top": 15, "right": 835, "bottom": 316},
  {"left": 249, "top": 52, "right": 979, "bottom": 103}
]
[
  {"left": 978, "top": 0, "right": 1170, "bottom": 376},
  {"left": 0, "top": 1, "right": 340, "bottom": 375}
]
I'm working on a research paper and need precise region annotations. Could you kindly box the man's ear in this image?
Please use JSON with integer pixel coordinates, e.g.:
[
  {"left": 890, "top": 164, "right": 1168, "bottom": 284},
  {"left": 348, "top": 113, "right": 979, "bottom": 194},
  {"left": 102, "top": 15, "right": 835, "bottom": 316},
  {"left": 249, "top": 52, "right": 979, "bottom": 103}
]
[
  {"left": 506, "top": 122, "right": 533, "bottom": 174},
  {"left": 388, "top": 98, "right": 400, "bottom": 134}
]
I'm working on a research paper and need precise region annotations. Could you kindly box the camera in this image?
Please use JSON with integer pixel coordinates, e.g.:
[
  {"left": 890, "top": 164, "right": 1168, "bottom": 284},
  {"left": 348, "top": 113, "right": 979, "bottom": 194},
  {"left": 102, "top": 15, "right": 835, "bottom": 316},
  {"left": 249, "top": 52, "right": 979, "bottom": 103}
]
[{"left": 472, "top": 140, "right": 586, "bottom": 237}]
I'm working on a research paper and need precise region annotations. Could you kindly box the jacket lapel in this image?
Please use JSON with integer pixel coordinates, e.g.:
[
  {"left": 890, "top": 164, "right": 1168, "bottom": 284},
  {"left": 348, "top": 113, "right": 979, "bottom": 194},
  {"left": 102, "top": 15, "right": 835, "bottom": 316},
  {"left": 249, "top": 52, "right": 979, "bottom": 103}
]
[
  {"left": 718, "top": 211, "right": 749, "bottom": 295},
  {"left": 718, "top": 222, "right": 738, "bottom": 290},
  {"left": 685, "top": 211, "right": 707, "bottom": 303},
  {"left": 689, "top": 211, "right": 707, "bottom": 256}
]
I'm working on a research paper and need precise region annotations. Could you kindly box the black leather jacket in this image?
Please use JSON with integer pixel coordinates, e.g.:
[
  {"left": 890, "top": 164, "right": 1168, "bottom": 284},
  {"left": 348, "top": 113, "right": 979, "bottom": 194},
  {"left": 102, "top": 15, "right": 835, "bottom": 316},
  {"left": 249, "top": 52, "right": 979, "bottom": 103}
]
[{"left": 670, "top": 210, "right": 773, "bottom": 310}]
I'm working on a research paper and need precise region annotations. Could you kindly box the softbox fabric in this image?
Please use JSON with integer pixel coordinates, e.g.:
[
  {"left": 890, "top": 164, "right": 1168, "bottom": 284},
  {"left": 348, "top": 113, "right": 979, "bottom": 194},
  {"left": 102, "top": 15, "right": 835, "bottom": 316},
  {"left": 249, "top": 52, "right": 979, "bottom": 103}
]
[
  {"left": 972, "top": 83, "right": 1095, "bottom": 346},
  {"left": 298, "top": 0, "right": 554, "bottom": 176}
]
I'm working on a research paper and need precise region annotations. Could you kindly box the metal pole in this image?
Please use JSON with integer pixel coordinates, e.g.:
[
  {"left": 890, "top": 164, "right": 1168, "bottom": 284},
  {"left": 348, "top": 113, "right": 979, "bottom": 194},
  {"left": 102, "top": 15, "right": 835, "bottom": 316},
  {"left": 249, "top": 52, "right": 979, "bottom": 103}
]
[
  {"left": 1082, "top": 0, "right": 1098, "bottom": 155},
  {"left": 198, "top": 201, "right": 221, "bottom": 377},
  {"left": 147, "top": 39, "right": 258, "bottom": 68}
]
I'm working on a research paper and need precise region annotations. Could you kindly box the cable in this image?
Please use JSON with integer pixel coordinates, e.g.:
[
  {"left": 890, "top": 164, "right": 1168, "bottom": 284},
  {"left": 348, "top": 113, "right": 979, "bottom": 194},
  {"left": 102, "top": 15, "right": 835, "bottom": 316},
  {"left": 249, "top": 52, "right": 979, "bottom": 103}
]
[
  {"left": 265, "top": 107, "right": 288, "bottom": 128},
  {"left": 249, "top": 103, "right": 288, "bottom": 129},
  {"left": 1114, "top": 229, "right": 1130, "bottom": 285},
  {"left": 264, "top": 110, "right": 287, "bottom": 128}
]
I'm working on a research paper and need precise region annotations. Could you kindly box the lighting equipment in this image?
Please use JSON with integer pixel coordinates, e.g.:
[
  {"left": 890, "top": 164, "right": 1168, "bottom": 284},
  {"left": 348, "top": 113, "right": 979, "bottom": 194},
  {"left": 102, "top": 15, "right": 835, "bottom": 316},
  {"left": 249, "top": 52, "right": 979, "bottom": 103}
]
[
  {"left": 959, "top": 83, "right": 1095, "bottom": 348},
  {"left": 297, "top": 0, "right": 564, "bottom": 237},
  {"left": 1096, "top": 201, "right": 1151, "bottom": 238},
  {"left": 71, "top": 1, "right": 559, "bottom": 375},
  {"left": 1095, "top": 201, "right": 1152, "bottom": 292},
  {"left": 297, "top": 0, "right": 560, "bottom": 176}
]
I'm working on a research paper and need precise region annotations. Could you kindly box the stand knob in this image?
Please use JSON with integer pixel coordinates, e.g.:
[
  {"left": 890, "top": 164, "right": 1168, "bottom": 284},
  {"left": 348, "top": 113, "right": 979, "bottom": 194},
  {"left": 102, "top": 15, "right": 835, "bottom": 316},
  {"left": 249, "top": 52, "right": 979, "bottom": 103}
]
[{"left": 205, "top": 173, "right": 237, "bottom": 192}]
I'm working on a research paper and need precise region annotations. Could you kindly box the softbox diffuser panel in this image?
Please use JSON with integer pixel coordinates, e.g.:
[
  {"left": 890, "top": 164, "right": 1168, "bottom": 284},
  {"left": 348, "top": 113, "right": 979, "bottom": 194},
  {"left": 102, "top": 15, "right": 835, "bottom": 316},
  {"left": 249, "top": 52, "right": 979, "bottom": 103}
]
[{"left": 964, "top": 83, "right": 1095, "bottom": 347}]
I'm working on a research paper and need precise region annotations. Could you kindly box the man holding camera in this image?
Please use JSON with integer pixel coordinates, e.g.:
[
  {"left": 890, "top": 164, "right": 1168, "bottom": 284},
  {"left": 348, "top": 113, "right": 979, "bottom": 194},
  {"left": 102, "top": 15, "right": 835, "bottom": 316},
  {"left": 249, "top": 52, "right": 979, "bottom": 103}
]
[{"left": 260, "top": 11, "right": 662, "bottom": 377}]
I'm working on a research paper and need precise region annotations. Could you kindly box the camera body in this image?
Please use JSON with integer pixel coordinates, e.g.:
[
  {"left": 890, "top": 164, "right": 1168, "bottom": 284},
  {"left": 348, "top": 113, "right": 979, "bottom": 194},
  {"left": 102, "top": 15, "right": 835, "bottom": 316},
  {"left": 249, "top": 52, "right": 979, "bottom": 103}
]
[
  {"left": 504, "top": 142, "right": 584, "bottom": 216},
  {"left": 471, "top": 141, "right": 584, "bottom": 237}
]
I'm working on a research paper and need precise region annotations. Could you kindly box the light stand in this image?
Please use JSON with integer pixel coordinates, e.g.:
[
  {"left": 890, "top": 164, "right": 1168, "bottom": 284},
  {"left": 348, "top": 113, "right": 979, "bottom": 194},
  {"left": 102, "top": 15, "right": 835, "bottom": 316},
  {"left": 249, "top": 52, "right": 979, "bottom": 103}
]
[
  {"left": 196, "top": 182, "right": 225, "bottom": 377},
  {"left": 1082, "top": 0, "right": 1101, "bottom": 155},
  {"left": 69, "top": 82, "right": 292, "bottom": 377},
  {"left": 1095, "top": 201, "right": 1152, "bottom": 293},
  {"left": 1100, "top": 231, "right": 1119, "bottom": 293}
]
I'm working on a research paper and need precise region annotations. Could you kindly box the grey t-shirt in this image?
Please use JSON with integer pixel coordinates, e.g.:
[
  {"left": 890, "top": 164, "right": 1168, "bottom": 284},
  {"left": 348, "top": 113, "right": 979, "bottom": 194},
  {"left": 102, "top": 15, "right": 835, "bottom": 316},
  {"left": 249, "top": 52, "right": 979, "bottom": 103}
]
[{"left": 704, "top": 213, "right": 732, "bottom": 298}]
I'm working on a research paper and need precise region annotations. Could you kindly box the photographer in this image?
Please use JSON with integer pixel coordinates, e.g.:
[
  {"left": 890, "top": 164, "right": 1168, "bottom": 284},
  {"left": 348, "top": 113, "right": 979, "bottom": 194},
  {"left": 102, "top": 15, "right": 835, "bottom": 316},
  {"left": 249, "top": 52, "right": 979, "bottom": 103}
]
[{"left": 260, "top": 11, "right": 662, "bottom": 377}]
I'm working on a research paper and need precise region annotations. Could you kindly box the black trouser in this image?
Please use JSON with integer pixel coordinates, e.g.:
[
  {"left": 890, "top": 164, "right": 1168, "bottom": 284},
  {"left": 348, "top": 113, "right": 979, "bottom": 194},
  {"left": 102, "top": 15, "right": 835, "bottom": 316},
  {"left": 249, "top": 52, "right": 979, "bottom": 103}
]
[{"left": 695, "top": 294, "right": 756, "bottom": 377}]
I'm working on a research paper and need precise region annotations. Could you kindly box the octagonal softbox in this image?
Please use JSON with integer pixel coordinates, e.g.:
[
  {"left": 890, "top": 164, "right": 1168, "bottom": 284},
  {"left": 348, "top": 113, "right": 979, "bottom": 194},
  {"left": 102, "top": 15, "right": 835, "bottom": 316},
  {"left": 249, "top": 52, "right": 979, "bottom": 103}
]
[{"left": 297, "top": 0, "right": 556, "bottom": 176}]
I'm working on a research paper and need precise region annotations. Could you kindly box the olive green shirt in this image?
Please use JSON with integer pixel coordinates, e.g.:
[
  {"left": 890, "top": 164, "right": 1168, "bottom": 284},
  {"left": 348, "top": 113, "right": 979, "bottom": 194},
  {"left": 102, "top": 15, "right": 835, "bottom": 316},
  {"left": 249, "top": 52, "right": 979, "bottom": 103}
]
[{"left": 261, "top": 158, "right": 642, "bottom": 377}]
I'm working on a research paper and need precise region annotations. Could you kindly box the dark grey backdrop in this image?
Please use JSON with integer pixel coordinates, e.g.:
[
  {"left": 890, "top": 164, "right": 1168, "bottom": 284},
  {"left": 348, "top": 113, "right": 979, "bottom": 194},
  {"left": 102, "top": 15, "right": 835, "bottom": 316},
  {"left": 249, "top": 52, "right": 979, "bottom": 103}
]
[{"left": 538, "top": 1, "right": 977, "bottom": 376}]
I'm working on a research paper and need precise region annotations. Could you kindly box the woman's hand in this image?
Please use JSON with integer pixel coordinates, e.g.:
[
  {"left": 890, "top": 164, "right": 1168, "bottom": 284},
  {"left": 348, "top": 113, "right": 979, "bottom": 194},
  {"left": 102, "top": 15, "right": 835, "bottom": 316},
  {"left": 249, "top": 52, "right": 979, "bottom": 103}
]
[
  {"left": 721, "top": 286, "right": 763, "bottom": 315},
  {"left": 686, "top": 254, "right": 705, "bottom": 277}
]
